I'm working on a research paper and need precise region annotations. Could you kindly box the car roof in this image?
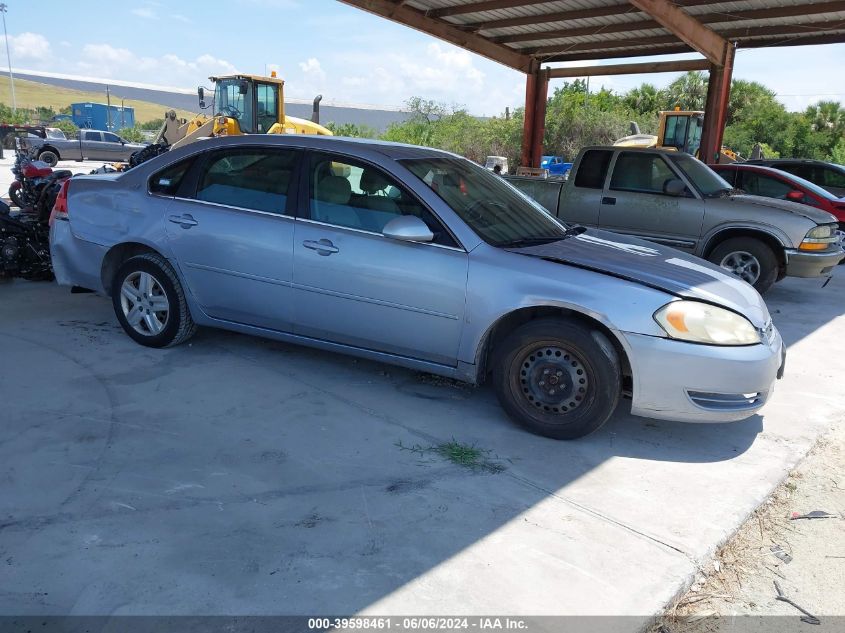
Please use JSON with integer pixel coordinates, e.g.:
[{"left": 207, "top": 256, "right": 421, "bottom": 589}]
[
  {"left": 745, "top": 158, "right": 837, "bottom": 167},
  {"left": 165, "top": 133, "right": 459, "bottom": 161}
]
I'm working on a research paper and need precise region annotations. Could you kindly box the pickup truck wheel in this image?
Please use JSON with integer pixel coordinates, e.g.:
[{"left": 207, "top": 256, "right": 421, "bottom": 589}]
[
  {"left": 112, "top": 253, "right": 197, "bottom": 348},
  {"left": 38, "top": 150, "right": 60, "bottom": 167},
  {"left": 492, "top": 318, "right": 620, "bottom": 440},
  {"left": 708, "top": 237, "right": 778, "bottom": 294}
]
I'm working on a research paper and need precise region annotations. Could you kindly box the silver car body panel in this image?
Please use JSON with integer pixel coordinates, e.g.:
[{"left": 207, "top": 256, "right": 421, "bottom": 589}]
[{"left": 51, "top": 135, "right": 784, "bottom": 424}]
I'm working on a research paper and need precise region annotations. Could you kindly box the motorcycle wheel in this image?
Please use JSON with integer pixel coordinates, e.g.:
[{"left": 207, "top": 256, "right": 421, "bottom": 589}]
[{"left": 9, "top": 182, "right": 24, "bottom": 209}]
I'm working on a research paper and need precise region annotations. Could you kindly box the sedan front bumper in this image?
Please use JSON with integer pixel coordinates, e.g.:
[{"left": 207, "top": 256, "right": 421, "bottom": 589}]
[
  {"left": 784, "top": 246, "right": 845, "bottom": 278},
  {"left": 625, "top": 326, "right": 784, "bottom": 423}
]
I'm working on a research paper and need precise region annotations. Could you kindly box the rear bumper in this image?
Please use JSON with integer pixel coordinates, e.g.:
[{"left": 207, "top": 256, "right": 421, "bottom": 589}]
[
  {"left": 625, "top": 327, "right": 784, "bottom": 423},
  {"left": 49, "top": 219, "right": 108, "bottom": 292},
  {"left": 784, "top": 247, "right": 845, "bottom": 278}
]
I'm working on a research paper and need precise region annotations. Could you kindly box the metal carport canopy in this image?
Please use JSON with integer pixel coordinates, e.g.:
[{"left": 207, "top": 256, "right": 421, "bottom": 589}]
[{"left": 337, "top": 0, "right": 845, "bottom": 165}]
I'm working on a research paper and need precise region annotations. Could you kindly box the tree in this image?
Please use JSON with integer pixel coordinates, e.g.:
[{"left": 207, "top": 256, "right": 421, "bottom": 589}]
[
  {"left": 324, "top": 121, "right": 377, "bottom": 138},
  {"left": 623, "top": 83, "right": 664, "bottom": 116},
  {"left": 727, "top": 80, "right": 777, "bottom": 125},
  {"left": 665, "top": 71, "right": 708, "bottom": 110},
  {"left": 116, "top": 126, "right": 147, "bottom": 143}
]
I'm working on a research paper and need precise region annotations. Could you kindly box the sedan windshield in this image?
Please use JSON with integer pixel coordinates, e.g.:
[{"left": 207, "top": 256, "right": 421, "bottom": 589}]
[
  {"left": 671, "top": 153, "right": 733, "bottom": 197},
  {"left": 401, "top": 157, "right": 573, "bottom": 247}
]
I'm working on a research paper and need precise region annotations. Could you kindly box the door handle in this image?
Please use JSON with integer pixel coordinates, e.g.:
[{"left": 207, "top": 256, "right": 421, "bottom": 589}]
[
  {"left": 168, "top": 214, "right": 198, "bottom": 228},
  {"left": 302, "top": 239, "right": 339, "bottom": 255},
  {"left": 601, "top": 196, "right": 616, "bottom": 205}
]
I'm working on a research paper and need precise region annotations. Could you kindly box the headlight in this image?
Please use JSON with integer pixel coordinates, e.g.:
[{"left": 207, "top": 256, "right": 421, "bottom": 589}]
[
  {"left": 654, "top": 301, "right": 761, "bottom": 346},
  {"left": 799, "top": 224, "right": 837, "bottom": 251}
]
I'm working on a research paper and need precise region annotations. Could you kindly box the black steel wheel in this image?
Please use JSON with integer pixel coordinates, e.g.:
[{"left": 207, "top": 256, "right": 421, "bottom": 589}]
[{"left": 492, "top": 318, "right": 621, "bottom": 440}]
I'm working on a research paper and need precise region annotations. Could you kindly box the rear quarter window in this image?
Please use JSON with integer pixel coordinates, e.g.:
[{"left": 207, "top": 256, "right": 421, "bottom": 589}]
[
  {"left": 149, "top": 158, "right": 193, "bottom": 196},
  {"left": 573, "top": 150, "right": 612, "bottom": 189}
]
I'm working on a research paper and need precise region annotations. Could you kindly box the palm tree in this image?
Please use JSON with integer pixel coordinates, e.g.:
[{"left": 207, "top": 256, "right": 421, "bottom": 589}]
[
  {"left": 665, "top": 71, "right": 707, "bottom": 110},
  {"left": 624, "top": 83, "right": 663, "bottom": 115},
  {"left": 805, "top": 100, "right": 844, "bottom": 132}
]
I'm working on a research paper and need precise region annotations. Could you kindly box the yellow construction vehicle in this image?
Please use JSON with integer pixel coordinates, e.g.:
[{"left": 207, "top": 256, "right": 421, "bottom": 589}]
[
  {"left": 614, "top": 109, "right": 739, "bottom": 163},
  {"left": 155, "top": 71, "right": 331, "bottom": 149}
]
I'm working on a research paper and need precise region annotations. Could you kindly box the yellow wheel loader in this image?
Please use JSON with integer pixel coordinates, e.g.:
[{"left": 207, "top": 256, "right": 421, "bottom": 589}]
[
  {"left": 614, "top": 110, "right": 739, "bottom": 163},
  {"left": 129, "top": 72, "right": 331, "bottom": 168}
]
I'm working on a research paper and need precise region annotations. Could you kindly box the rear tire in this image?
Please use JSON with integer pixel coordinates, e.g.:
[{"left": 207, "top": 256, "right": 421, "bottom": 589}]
[
  {"left": 492, "top": 318, "right": 621, "bottom": 440},
  {"left": 38, "top": 150, "right": 60, "bottom": 167},
  {"left": 111, "top": 253, "right": 196, "bottom": 348},
  {"left": 708, "top": 237, "right": 778, "bottom": 294}
]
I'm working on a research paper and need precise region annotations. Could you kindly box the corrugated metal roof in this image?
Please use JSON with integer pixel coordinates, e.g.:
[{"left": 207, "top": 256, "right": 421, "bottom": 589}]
[{"left": 355, "top": 0, "right": 845, "bottom": 70}]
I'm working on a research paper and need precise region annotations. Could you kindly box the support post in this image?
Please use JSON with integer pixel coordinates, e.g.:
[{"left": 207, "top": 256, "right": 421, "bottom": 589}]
[
  {"left": 520, "top": 68, "right": 549, "bottom": 169},
  {"left": 699, "top": 44, "right": 735, "bottom": 164}
]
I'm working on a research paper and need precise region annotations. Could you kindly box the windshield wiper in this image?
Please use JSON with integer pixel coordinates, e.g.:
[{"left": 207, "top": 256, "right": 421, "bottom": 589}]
[{"left": 498, "top": 225, "right": 586, "bottom": 248}]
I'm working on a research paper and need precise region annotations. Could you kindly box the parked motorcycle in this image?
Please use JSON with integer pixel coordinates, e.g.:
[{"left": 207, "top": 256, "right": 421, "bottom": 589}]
[
  {"left": 1, "top": 141, "right": 72, "bottom": 281},
  {"left": 9, "top": 140, "right": 73, "bottom": 220}
]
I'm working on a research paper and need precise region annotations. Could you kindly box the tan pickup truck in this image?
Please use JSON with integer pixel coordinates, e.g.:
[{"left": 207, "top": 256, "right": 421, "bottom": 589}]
[{"left": 506, "top": 147, "right": 844, "bottom": 293}]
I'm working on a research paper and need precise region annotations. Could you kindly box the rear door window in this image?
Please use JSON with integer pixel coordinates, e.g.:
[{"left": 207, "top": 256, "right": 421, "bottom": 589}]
[
  {"left": 193, "top": 148, "right": 300, "bottom": 215},
  {"left": 83, "top": 131, "right": 102, "bottom": 142},
  {"left": 819, "top": 166, "right": 845, "bottom": 188},
  {"left": 573, "top": 150, "right": 612, "bottom": 189}
]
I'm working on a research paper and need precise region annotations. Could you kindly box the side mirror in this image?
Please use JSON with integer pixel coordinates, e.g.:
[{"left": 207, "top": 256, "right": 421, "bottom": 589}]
[
  {"left": 239, "top": 80, "right": 249, "bottom": 95},
  {"left": 382, "top": 215, "right": 434, "bottom": 243},
  {"left": 786, "top": 190, "right": 804, "bottom": 202},
  {"left": 197, "top": 86, "right": 205, "bottom": 109},
  {"left": 663, "top": 178, "right": 687, "bottom": 197}
]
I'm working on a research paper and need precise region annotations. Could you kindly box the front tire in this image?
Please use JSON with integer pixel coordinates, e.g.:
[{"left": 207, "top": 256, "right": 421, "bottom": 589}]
[
  {"left": 111, "top": 253, "right": 196, "bottom": 348},
  {"left": 708, "top": 237, "right": 778, "bottom": 294},
  {"left": 492, "top": 318, "right": 621, "bottom": 440},
  {"left": 38, "top": 150, "right": 60, "bottom": 167}
]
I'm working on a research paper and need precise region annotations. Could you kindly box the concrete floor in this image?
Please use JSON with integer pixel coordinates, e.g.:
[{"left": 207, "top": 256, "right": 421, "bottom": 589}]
[{"left": 1, "top": 271, "right": 843, "bottom": 621}]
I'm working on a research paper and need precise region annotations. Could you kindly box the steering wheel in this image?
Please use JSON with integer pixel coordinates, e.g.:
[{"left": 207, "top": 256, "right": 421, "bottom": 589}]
[
  {"left": 464, "top": 200, "right": 509, "bottom": 225},
  {"left": 223, "top": 104, "right": 242, "bottom": 118}
]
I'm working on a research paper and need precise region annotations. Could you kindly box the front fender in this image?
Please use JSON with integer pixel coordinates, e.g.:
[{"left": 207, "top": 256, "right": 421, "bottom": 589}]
[{"left": 700, "top": 222, "right": 792, "bottom": 255}]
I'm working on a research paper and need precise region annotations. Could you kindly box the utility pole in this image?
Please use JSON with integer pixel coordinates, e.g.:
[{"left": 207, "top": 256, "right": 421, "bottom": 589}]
[
  {"left": 0, "top": 3, "right": 15, "bottom": 113},
  {"left": 106, "top": 84, "right": 112, "bottom": 130}
]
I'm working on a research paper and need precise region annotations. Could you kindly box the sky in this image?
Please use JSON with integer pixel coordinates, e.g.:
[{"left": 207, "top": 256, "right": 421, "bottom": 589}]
[{"left": 5, "top": 0, "right": 845, "bottom": 116}]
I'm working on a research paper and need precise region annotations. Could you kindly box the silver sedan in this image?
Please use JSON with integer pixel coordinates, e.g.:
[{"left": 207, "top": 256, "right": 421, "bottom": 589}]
[{"left": 50, "top": 135, "right": 785, "bottom": 439}]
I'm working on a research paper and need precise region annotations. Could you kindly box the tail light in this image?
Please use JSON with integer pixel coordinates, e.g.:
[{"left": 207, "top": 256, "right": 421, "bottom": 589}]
[{"left": 49, "top": 179, "right": 71, "bottom": 226}]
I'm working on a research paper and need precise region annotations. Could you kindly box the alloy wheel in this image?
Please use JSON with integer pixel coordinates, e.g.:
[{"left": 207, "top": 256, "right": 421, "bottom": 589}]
[
  {"left": 719, "top": 250, "right": 761, "bottom": 285},
  {"left": 120, "top": 271, "right": 170, "bottom": 336}
]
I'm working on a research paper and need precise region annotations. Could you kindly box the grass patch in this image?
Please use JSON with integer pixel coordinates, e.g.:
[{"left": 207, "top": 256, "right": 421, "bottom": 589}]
[
  {"left": 0, "top": 77, "right": 196, "bottom": 123},
  {"left": 396, "top": 438, "right": 507, "bottom": 473}
]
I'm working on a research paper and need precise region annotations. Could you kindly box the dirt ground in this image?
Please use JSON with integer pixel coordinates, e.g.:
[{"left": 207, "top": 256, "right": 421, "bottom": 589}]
[{"left": 655, "top": 419, "right": 845, "bottom": 632}]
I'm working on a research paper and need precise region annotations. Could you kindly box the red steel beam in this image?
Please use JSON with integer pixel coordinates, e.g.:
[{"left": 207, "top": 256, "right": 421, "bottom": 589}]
[
  {"left": 628, "top": 0, "right": 730, "bottom": 65},
  {"left": 699, "top": 45, "right": 735, "bottom": 164},
  {"left": 520, "top": 72, "right": 537, "bottom": 170},
  {"left": 545, "top": 58, "right": 710, "bottom": 79}
]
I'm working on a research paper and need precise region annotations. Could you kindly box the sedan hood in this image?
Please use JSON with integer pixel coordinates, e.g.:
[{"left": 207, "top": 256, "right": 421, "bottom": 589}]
[
  {"left": 729, "top": 194, "right": 838, "bottom": 224},
  {"left": 509, "top": 229, "right": 770, "bottom": 327}
]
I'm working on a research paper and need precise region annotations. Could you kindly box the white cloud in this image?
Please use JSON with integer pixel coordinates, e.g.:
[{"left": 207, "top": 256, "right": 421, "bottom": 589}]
[
  {"left": 7, "top": 33, "right": 53, "bottom": 66},
  {"left": 298, "top": 58, "right": 326, "bottom": 81},
  {"left": 131, "top": 7, "right": 158, "bottom": 19},
  {"left": 72, "top": 43, "right": 237, "bottom": 87},
  {"left": 326, "top": 42, "right": 521, "bottom": 115},
  {"left": 171, "top": 14, "right": 192, "bottom": 24}
]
